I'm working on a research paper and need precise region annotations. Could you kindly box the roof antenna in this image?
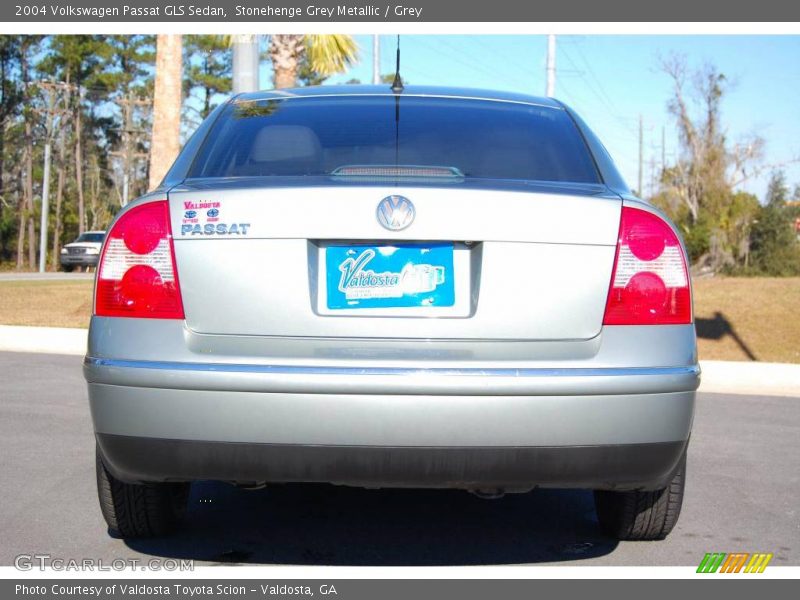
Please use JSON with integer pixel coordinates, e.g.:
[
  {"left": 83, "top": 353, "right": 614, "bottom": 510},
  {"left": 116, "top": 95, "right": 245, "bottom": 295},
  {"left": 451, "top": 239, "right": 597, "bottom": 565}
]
[{"left": 391, "top": 35, "right": 404, "bottom": 93}]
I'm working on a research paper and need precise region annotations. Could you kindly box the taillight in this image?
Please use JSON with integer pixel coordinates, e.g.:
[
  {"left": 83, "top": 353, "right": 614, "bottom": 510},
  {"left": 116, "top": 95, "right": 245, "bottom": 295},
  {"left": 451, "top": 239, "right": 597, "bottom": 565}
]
[
  {"left": 95, "top": 200, "right": 184, "bottom": 319},
  {"left": 603, "top": 206, "right": 691, "bottom": 325}
]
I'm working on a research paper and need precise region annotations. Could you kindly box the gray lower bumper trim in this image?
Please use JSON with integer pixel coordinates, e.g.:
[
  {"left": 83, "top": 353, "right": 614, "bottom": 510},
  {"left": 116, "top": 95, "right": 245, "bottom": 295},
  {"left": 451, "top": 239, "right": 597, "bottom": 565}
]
[{"left": 96, "top": 433, "right": 688, "bottom": 492}]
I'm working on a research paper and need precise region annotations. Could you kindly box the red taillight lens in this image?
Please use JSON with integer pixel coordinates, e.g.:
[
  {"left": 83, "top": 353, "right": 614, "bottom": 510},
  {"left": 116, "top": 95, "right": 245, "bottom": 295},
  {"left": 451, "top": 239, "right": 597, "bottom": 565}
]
[
  {"left": 603, "top": 207, "right": 691, "bottom": 325},
  {"left": 95, "top": 200, "right": 184, "bottom": 319}
]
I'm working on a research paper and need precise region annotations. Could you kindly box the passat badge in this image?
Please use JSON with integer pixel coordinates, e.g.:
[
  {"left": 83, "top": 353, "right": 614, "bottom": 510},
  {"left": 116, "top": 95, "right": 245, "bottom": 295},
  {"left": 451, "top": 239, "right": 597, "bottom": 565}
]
[{"left": 376, "top": 196, "right": 415, "bottom": 231}]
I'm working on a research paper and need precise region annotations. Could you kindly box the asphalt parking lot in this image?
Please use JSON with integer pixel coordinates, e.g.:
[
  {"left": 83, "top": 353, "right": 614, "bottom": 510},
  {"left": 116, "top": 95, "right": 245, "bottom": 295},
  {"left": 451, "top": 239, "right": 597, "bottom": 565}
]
[{"left": 0, "top": 351, "right": 797, "bottom": 567}]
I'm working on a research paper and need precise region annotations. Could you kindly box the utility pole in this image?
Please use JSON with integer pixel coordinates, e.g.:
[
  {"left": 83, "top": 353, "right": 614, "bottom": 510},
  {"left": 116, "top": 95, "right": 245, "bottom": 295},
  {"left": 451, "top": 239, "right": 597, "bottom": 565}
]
[
  {"left": 372, "top": 35, "right": 380, "bottom": 85},
  {"left": 661, "top": 125, "right": 666, "bottom": 171},
  {"left": 111, "top": 92, "right": 151, "bottom": 206},
  {"left": 638, "top": 114, "right": 644, "bottom": 196},
  {"left": 34, "top": 80, "right": 73, "bottom": 273},
  {"left": 38, "top": 143, "right": 51, "bottom": 273},
  {"left": 649, "top": 152, "right": 657, "bottom": 198},
  {"left": 121, "top": 91, "right": 133, "bottom": 206},
  {"left": 232, "top": 34, "right": 260, "bottom": 94},
  {"left": 38, "top": 84, "right": 56, "bottom": 273},
  {"left": 545, "top": 34, "right": 556, "bottom": 97}
]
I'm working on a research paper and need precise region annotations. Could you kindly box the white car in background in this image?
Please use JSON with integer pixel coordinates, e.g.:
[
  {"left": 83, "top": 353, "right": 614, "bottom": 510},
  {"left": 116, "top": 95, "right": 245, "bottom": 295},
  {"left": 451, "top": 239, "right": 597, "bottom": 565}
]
[{"left": 60, "top": 231, "right": 105, "bottom": 271}]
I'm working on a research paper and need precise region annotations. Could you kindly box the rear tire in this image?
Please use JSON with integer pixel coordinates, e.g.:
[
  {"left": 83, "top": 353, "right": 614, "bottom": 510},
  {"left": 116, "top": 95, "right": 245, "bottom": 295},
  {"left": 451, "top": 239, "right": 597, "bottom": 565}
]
[
  {"left": 62, "top": 265, "right": 73, "bottom": 272},
  {"left": 594, "top": 452, "right": 686, "bottom": 541},
  {"left": 96, "top": 446, "right": 189, "bottom": 538}
]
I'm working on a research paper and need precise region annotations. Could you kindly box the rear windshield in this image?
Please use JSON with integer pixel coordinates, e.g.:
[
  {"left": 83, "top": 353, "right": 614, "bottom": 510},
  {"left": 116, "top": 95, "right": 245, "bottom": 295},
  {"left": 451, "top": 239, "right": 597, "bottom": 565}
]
[
  {"left": 76, "top": 233, "right": 104, "bottom": 243},
  {"left": 188, "top": 96, "right": 600, "bottom": 184}
]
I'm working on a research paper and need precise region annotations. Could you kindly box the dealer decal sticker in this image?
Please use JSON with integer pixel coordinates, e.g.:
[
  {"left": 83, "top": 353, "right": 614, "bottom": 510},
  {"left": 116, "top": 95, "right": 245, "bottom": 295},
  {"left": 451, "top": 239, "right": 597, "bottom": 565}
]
[{"left": 178, "top": 200, "right": 249, "bottom": 236}]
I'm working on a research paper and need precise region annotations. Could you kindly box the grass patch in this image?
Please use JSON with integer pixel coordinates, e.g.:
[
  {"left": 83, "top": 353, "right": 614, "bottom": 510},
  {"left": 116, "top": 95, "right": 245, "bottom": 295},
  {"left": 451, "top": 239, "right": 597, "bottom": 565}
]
[
  {"left": 0, "top": 279, "right": 93, "bottom": 329},
  {"left": 0, "top": 277, "right": 798, "bottom": 363},
  {"left": 693, "top": 277, "right": 800, "bottom": 364}
]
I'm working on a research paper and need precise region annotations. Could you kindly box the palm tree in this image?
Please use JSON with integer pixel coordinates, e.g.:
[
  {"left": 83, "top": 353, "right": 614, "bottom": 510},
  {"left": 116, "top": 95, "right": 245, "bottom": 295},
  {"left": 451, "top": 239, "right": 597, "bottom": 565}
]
[
  {"left": 268, "top": 34, "right": 358, "bottom": 89},
  {"left": 145, "top": 33, "right": 355, "bottom": 191},
  {"left": 148, "top": 34, "right": 182, "bottom": 190}
]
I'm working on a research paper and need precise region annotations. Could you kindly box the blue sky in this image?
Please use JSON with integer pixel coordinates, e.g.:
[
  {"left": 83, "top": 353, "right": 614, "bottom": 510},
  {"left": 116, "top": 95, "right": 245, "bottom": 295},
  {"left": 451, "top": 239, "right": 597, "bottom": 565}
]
[{"left": 262, "top": 35, "right": 800, "bottom": 201}]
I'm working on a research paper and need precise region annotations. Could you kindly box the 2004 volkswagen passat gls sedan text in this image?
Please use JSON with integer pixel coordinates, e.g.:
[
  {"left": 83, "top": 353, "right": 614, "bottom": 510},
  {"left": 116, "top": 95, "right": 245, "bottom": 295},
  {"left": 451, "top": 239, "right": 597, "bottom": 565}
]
[{"left": 85, "top": 86, "right": 698, "bottom": 541}]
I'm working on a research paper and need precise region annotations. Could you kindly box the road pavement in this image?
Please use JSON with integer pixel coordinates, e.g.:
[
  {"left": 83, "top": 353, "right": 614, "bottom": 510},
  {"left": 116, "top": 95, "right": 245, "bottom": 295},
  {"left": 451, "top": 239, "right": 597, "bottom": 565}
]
[{"left": 0, "top": 352, "right": 797, "bottom": 567}]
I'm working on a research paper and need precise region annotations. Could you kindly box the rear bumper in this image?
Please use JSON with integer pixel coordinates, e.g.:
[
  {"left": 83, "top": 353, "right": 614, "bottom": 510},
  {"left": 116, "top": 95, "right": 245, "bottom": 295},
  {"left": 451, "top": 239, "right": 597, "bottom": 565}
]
[
  {"left": 84, "top": 357, "right": 699, "bottom": 396},
  {"left": 86, "top": 357, "right": 697, "bottom": 491},
  {"left": 86, "top": 318, "right": 698, "bottom": 491},
  {"left": 60, "top": 254, "right": 98, "bottom": 266}
]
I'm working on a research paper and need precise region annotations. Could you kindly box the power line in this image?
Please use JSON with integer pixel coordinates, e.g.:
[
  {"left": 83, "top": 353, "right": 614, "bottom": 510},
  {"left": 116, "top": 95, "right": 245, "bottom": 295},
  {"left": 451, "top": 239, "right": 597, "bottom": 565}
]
[
  {"left": 423, "top": 37, "right": 533, "bottom": 90},
  {"left": 559, "top": 41, "right": 638, "bottom": 136},
  {"left": 467, "top": 35, "right": 540, "bottom": 88},
  {"left": 382, "top": 38, "right": 452, "bottom": 83},
  {"left": 571, "top": 41, "right": 623, "bottom": 115}
]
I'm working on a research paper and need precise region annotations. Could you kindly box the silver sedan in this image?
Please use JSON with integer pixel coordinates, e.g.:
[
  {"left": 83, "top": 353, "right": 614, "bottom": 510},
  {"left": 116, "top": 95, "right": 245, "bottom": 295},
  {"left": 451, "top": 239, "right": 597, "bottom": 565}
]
[{"left": 85, "top": 86, "right": 698, "bottom": 541}]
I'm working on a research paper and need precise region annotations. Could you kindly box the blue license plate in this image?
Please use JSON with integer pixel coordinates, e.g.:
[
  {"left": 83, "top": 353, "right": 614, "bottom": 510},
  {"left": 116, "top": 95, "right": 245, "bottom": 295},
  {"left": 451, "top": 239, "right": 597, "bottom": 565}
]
[{"left": 326, "top": 243, "right": 455, "bottom": 309}]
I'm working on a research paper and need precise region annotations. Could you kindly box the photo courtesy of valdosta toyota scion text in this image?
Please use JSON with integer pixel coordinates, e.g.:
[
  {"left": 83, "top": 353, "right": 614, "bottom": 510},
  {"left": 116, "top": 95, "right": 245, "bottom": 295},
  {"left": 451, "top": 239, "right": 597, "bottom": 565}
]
[{"left": 0, "top": 0, "right": 799, "bottom": 595}]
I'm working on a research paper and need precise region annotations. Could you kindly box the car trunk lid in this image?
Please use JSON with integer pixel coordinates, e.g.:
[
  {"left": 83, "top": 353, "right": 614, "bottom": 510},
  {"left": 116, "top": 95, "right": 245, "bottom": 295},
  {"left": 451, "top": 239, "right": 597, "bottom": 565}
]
[{"left": 169, "top": 180, "right": 621, "bottom": 341}]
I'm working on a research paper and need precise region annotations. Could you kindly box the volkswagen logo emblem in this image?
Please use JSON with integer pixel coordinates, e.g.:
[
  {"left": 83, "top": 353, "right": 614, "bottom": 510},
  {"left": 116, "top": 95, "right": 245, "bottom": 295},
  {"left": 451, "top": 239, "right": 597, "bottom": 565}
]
[{"left": 376, "top": 196, "right": 415, "bottom": 231}]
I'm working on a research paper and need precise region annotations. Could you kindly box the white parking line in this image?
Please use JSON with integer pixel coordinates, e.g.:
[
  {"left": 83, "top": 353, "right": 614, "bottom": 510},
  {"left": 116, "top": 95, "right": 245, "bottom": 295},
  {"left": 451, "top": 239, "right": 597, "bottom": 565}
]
[
  {"left": 699, "top": 360, "right": 800, "bottom": 398},
  {"left": 0, "top": 325, "right": 87, "bottom": 356}
]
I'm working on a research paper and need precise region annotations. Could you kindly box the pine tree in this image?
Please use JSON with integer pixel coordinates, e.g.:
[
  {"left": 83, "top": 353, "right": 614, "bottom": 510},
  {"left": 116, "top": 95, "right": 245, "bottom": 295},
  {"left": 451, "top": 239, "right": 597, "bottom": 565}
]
[
  {"left": 748, "top": 171, "right": 800, "bottom": 275},
  {"left": 184, "top": 35, "right": 231, "bottom": 119}
]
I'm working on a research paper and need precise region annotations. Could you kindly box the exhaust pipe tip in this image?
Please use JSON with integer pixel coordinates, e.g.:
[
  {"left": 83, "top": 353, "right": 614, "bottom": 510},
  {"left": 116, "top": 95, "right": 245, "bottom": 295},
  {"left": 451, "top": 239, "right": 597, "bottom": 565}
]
[
  {"left": 469, "top": 488, "right": 506, "bottom": 500},
  {"left": 235, "top": 481, "right": 267, "bottom": 490}
]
